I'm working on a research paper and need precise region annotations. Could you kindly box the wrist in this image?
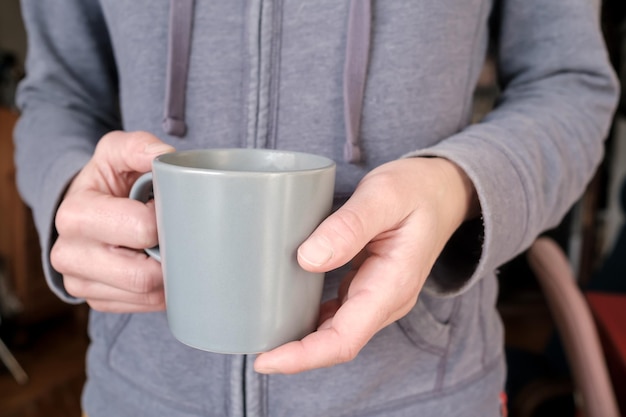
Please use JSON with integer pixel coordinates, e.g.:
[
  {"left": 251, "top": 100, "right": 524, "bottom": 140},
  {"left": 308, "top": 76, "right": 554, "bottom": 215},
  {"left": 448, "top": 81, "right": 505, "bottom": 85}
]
[{"left": 420, "top": 156, "right": 480, "bottom": 223}]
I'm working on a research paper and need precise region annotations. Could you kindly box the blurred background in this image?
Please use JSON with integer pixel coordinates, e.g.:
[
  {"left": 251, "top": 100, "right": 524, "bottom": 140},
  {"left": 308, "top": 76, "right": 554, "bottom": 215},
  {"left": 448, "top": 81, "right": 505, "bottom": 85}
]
[
  {"left": 0, "top": 1, "right": 625, "bottom": 416},
  {"left": 1, "top": 3, "right": 89, "bottom": 417}
]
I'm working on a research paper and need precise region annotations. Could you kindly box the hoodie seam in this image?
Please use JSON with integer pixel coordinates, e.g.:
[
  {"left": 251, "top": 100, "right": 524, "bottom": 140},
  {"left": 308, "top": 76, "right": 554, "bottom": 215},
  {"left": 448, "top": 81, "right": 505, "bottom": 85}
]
[
  {"left": 244, "top": 0, "right": 262, "bottom": 149},
  {"left": 239, "top": 0, "right": 250, "bottom": 149},
  {"left": 253, "top": 0, "right": 263, "bottom": 148},
  {"left": 337, "top": 353, "right": 502, "bottom": 417},
  {"left": 266, "top": 0, "right": 283, "bottom": 149},
  {"left": 103, "top": 315, "right": 210, "bottom": 415},
  {"left": 255, "top": 0, "right": 273, "bottom": 148},
  {"left": 479, "top": 280, "right": 489, "bottom": 367},
  {"left": 456, "top": 0, "right": 490, "bottom": 132},
  {"left": 434, "top": 297, "right": 461, "bottom": 392}
]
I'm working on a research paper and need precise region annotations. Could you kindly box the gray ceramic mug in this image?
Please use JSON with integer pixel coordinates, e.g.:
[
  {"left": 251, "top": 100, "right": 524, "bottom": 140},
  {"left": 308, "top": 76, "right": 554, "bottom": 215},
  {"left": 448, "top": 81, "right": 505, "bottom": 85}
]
[{"left": 129, "top": 148, "right": 336, "bottom": 354}]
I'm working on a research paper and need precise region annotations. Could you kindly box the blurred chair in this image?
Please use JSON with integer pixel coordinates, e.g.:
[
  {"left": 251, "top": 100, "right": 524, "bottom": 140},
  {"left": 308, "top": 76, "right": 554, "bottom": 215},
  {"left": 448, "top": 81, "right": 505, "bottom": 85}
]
[
  {"left": 0, "top": 258, "right": 28, "bottom": 385},
  {"left": 585, "top": 292, "right": 626, "bottom": 414},
  {"left": 526, "top": 237, "right": 621, "bottom": 417}
]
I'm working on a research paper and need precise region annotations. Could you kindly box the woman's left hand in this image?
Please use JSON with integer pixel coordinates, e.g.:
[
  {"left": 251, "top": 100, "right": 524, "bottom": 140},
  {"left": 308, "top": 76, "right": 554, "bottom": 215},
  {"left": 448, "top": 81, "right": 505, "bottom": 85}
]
[{"left": 254, "top": 156, "right": 479, "bottom": 374}]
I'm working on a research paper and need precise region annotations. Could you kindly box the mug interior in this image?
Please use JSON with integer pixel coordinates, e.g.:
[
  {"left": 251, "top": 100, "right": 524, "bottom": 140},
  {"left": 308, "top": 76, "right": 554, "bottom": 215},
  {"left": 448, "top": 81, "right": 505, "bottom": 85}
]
[{"left": 156, "top": 149, "right": 334, "bottom": 173}]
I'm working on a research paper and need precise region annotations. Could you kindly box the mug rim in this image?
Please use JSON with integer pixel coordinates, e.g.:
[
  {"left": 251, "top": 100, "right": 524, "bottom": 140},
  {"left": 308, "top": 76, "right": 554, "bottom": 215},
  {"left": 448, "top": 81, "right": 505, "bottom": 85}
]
[{"left": 153, "top": 148, "right": 336, "bottom": 174}]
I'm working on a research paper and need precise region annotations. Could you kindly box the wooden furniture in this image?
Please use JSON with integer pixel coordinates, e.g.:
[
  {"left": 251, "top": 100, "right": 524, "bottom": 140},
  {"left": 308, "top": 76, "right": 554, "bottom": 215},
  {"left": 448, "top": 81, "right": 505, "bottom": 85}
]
[
  {"left": 0, "top": 107, "right": 88, "bottom": 417},
  {"left": 0, "top": 316, "right": 87, "bottom": 417}
]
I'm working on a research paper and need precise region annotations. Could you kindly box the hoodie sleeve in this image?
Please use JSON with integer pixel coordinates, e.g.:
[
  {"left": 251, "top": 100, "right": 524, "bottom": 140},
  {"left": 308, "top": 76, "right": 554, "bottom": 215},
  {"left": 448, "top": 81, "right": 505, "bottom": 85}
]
[
  {"left": 406, "top": 0, "right": 620, "bottom": 295},
  {"left": 14, "top": 0, "right": 121, "bottom": 302}
]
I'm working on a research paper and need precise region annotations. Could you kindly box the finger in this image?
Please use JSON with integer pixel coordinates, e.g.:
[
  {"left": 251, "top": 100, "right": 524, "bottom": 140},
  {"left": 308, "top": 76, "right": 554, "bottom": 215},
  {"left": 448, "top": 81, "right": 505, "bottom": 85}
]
[
  {"left": 56, "top": 190, "right": 158, "bottom": 248},
  {"left": 255, "top": 253, "right": 421, "bottom": 374},
  {"left": 254, "top": 288, "right": 384, "bottom": 374},
  {"left": 86, "top": 299, "right": 166, "bottom": 314},
  {"left": 317, "top": 264, "right": 360, "bottom": 326},
  {"left": 64, "top": 275, "right": 165, "bottom": 309},
  {"left": 317, "top": 298, "right": 341, "bottom": 327},
  {"left": 255, "top": 261, "right": 395, "bottom": 374},
  {"left": 297, "top": 176, "right": 407, "bottom": 273},
  {"left": 95, "top": 131, "right": 174, "bottom": 180},
  {"left": 51, "top": 237, "right": 163, "bottom": 294},
  {"left": 338, "top": 269, "right": 357, "bottom": 304},
  {"left": 350, "top": 248, "right": 369, "bottom": 270}
]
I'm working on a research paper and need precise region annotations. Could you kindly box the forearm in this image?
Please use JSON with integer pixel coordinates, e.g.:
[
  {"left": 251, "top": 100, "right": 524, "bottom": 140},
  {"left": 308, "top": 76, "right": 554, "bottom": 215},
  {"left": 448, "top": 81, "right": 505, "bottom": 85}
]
[
  {"left": 14, "top": 106, "right": 106, "bottom": 302},
  {"left": 406, "top": 0, "right": 619, "bottom": 295},
  {"left": 16, "top": 0, "right": 121, "bottom": 301}
]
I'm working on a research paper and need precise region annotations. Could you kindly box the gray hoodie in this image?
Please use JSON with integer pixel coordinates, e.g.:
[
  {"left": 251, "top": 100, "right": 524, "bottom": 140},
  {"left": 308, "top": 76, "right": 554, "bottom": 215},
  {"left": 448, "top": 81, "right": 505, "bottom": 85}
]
[{"left": 14, "top": 0, "right": 618, "bottom": 416}]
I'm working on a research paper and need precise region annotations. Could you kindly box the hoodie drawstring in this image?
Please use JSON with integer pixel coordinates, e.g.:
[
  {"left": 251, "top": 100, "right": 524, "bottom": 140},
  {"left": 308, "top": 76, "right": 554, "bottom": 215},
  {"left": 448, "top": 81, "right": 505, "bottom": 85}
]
[
  {"left": 343, "top": 0, "right": 372, "bottom": 164},
  {"left": 163, "top": 0, "right": 195, "bottom": 137}
]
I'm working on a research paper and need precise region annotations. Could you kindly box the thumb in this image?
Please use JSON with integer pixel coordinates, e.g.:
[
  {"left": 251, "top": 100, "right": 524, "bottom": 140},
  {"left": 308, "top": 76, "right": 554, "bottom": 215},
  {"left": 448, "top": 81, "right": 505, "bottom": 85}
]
[
  {"left": 93, "top": 130, "right": 175, "bottom": 175},
  {"left": 297, "top": 186, "right": 397, "bottom": 272}
]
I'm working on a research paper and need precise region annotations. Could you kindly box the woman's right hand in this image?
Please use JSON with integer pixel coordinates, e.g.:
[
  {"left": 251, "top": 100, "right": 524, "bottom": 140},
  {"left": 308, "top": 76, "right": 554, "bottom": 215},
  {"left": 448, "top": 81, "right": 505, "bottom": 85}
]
[{"left": 51, "top": 131, "right": 175, "bottom": 312}]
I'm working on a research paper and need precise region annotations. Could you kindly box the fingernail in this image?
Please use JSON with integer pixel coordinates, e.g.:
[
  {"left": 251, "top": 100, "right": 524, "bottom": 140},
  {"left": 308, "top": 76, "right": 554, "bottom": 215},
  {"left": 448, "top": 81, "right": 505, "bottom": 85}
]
[
  {"left": 298, "top": 236, "right": 333, "bottom": 266},
  {"left": 255, "top": 366, "right": 279, "bottom": 375},
  {"left": 254, "top": 358, "right": 279, "bottom": 374},
  {"left": 144, "top": 143, "right": 174, "bottom": 155}
]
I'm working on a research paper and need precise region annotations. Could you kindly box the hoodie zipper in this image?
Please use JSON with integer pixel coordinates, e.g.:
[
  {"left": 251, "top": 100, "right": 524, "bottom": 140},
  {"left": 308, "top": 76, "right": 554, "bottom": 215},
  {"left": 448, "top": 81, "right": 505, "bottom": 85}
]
[{"left": 244, "top": 0, "right": 281, "bottom": 150}]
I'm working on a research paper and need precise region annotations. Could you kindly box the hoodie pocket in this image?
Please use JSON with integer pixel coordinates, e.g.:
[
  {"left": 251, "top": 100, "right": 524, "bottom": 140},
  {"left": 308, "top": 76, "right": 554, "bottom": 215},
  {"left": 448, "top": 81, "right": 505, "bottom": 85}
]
[
  {"left": 105, "top": 312, "right": 227, "bottom": 415},
  {"left": 266, "top": 294, "right": 458, "bottom": 417},
  {"left": 395, "top": 293, "right": 455, "bottom": 355}
]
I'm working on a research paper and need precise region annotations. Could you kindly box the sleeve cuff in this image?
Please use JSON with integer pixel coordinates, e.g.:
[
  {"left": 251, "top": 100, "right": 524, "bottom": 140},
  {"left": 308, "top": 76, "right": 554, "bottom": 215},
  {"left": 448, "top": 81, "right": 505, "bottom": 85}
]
[
  {"left": 33, "top": 149, "right": 91, "bottom": 304},
  {"left": 402, "top": 128, "right": 531, "bottom": 296}
]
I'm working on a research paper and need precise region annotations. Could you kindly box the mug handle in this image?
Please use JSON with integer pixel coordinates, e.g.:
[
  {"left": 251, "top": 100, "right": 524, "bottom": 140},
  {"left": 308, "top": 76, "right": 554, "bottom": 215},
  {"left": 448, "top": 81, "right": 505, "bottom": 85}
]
[{"left": 129, "top": 172, "right": 161, "bottom": 262}]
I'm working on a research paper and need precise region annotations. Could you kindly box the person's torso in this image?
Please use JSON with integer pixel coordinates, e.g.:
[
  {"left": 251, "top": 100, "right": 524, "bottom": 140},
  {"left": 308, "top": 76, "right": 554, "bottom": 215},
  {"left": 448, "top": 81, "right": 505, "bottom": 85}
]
[
  {"left": 83, "top": 4, "right": 505, "bottom": 415},
  {"left": 99, "top": 0, "right": 494, "bottom": 196}
]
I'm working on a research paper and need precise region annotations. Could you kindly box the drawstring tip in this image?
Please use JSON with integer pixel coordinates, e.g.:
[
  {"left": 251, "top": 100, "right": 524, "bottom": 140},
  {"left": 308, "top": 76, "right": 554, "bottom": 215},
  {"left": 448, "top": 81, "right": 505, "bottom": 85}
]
[
  {"left": 344, "top": 142, "right": 362, "bottom": 164},
  {"left": 162, "top": 117, "right": 187, "bottom": 137}
]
